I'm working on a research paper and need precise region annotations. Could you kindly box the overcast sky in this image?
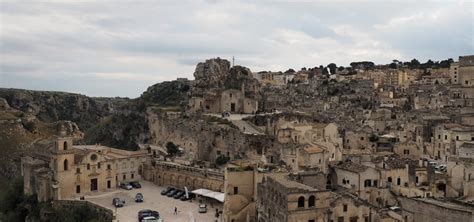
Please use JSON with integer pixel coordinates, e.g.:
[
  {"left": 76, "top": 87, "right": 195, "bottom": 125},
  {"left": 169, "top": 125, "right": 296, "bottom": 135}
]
[{"left": 1, "top": 0, "right": 473, "bottom": 97}]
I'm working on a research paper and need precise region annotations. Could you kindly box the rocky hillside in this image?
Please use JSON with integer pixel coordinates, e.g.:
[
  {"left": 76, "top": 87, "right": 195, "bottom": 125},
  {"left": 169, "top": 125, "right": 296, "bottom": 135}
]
[
  {"left": 0, "top": 58, "right": 262, "bottom": 176},
  {"left": 0, "top": 98, "right": 83, "bottom": 179},
  {"left": 0, "top": 88, "right": 127, "bottom": 131}
]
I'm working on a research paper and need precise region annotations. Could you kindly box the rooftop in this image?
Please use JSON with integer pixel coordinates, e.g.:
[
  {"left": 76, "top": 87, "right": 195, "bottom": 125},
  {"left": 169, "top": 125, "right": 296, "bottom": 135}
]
[{"left": 334, "top": 160, "right": 369, "bottom": 173}]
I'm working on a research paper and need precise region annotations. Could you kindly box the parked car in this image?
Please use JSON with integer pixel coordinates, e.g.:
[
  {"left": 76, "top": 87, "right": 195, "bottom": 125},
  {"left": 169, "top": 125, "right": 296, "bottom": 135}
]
[
  {"left": 135, "top": 193, "right": 144, "bottom": 202},
  {"left": 198, "top": 204, "right": 207, "bottom": 213},
  {"left": 112, "top": 197, "right": 125, "bottom": 208},
  {"left": 138, "top": 209, "right": 160, "bottom": 222},
  {"left": 166, "top": 189, "right": 179, "bottom": 197},
  {"left": 130, "top": 181, "right": 142, "bottom": 188},
  {"left": 120, "top": 182, "right": 133, "bottom": 190},
  {"left": 180, "top": 193, "right": 195, "bottom": 201},
  {"left": 141, "top": 216, "right": 163, "bottom": 222},
  {"left": 161, "top": 187, "right": 174, "bottom": 195},
  {"left": 173, "top": 190, "right": 185, "bottom": 199}
]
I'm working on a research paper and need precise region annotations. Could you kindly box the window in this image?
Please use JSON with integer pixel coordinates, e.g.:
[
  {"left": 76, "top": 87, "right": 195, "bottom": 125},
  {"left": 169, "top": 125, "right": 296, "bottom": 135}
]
[
  {"left": 131, "top": 173, "right": 134, "bottom": 179},
  {"left": 76, "top": 168, "right": 80, "bottom": 174},
  {"left": 388, "top": 177, "right": 392, "bottom": 183},
  {"left": 338, "top": 217, "right": 344, "bottom": 222},
  {"left": 234, "top": 187, "right": 239, "bottom": 195},
  {"left": 444, "top": 135, "right": 448, "bottom": 140},
  {"left": 438, "top": 135, "right": 441, "bottom": 139},
  {"left": 350, "top": 217, "right": 358, "bottom": 222},
  {"left": 360, "top": 137, "right": 364, "bottom": 141},
  {"left": 98, "top": 162, "right": 101, "bottom": 169},
  {"left": 63, "top": 159, "right": 69, "bottom": 171},
  {"left": 90, "top": 154, "right": 97, "bottom": 161},
  {"left": 107, "top": 180, "right": 111, "bottom": 189},
  {"left": 87, "top": 164, "right": 90, "bottom": 170},
  {"left": 373, "top": 180, "right": 378, "bottom": 187},
  {"left": 456, "top": 136, "right": 459, "bottom": 141},
  {"left": 404, "top": 149, "right": 410, "bottom": 155},
  {"left": 63, "top": 141, "right": 68, "bottom": 150},
  {"left": 298, "top": 196, "right": 305, "bottom": 208},
  {"left": 76, "top": 185, "right": 80, "bottom": 194},
  {"left": 308, "top": 195, "right": 315, "bottom": 207},
  {"left": 107, "top": 164, "right": 111, "bottom": 170},
  {"left": 123, "top": 174, "right": 126, "bottom": 180},
  {"left": 343, "top": 204, "right": 348, "bottom": 212},
  {"left": 229, "top": 93, "right": 232, "bottom": 98},
  {"left": 364, "top": 179, "right": 372, "bottom": 187},
  {"left": 416, "top": 176, "right": 419, "bottom": 184},
  {"left": 397, "top": 177, "right": 401, "bottom": 185},
  {"left": 309, "top": 220, "right": 315, "bottom": 222}
]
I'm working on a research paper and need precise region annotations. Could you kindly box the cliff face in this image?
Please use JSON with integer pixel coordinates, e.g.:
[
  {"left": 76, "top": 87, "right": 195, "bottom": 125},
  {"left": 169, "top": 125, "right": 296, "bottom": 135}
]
[
  {"left": 0, "top": 58, "right": 263, "bottom": 176},
  {"left": 0, "top": 98, "right": 83, "bottom": 178},
  {"left": 193, "top": 57, "right": 231, "bottom": 88},
  {"left": 0, "top": 88, "right": 125, "bottom": 131}
]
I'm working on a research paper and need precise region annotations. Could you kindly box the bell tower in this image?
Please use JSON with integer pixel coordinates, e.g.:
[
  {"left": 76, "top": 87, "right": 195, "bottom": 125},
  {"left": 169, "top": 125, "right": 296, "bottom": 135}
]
[{"left": 51, "top": 125, "right": 76, "bottom": 200}]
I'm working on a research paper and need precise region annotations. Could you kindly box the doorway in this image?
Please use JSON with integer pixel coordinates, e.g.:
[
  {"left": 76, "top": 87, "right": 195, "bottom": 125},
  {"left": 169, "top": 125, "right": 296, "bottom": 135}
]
[
  {"left": 231, "top": 103, "right": 236, "bottom": 112},
  {"left": 91, "top": 178, "right": 98, "bottom": 191}
]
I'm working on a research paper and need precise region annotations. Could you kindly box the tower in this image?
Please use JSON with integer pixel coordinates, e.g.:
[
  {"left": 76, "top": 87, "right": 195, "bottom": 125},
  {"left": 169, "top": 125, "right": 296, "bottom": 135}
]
[{"left": 51, "top": 135, "right": 75, "bottom": 200}]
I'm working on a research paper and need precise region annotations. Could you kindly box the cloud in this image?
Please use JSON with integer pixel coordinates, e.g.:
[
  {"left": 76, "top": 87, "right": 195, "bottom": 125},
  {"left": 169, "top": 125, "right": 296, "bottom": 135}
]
[{"left": 1, "top": 0, "right": 472, "bottom": 97}]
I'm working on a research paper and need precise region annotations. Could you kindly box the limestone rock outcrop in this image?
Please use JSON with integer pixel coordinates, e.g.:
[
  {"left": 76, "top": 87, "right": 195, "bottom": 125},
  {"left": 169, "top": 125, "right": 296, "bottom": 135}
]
[{"left": 193, "top": 57, "right": 231, "bottom": 88}]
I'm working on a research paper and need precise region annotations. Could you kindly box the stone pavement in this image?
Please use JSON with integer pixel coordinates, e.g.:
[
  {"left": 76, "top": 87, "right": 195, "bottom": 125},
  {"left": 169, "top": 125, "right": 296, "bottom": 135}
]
[{"left": 86, "top": 180, "right": 222, "bottom": 222}]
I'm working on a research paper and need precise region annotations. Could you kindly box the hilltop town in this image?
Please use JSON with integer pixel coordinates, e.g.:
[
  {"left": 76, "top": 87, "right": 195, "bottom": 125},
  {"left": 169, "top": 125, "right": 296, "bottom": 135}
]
[{"left": 1, "top": 55, "right": 474, "bottom": 221}]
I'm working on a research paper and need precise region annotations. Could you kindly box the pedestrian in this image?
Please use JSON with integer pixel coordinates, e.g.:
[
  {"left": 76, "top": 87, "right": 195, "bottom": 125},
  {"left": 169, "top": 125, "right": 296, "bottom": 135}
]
[{"left": 174, "top": 207, "right": 177, "bottom": 215}]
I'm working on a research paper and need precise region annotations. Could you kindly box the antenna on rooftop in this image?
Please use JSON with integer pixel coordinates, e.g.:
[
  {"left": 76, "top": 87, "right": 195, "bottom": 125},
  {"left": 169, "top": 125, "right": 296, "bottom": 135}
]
[{"left": 232, "top": 56, "right": 235, "bottom": 67}]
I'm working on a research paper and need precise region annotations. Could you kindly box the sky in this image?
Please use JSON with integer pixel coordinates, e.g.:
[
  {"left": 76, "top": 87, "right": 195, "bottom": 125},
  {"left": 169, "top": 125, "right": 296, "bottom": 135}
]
[{"left": 1, "top": 0, "right": 473, "bottom": 98}]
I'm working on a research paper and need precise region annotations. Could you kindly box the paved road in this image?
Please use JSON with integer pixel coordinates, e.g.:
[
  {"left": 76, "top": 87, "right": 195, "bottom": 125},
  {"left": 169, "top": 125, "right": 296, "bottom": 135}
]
[
  {"left": 231, "top": 120, "right": 264, "bottom": 135},
  {"left": 86, "top": 180, "right": 221, "bottom": 222}
]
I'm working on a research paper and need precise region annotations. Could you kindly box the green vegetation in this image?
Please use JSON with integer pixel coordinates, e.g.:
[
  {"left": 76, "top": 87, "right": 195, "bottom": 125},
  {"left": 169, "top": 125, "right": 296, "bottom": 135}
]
[
  {"left": 0, "top": 178, "right": 37, "bottom": 221},
  {"left": 166, "top": 142, "right": 180, "bottom": 157},
  {"left": 0, "top": 178, "right": 110, "bottom": 221},
  {"left": 215, "top": 154, "right": 230, "bottom": 166}
]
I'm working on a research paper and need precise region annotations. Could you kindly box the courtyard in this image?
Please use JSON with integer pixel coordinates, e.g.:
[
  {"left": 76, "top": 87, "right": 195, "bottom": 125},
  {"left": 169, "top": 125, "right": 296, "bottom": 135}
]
[{"left": 85, "top": 180, "right": 222, "bottom": 222}]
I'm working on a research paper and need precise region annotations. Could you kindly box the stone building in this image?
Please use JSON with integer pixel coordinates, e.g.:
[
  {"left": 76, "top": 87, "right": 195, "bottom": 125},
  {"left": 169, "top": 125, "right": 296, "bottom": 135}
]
[
  {"left": 458, "top": 55, "right": 474, "bottom": 87},
  {"left": 22, "top": 136, "right": 150, "bottom": 201},
  {"left": 451, "top": 62, "right": 460, "bottom": 84},
  {"left": 257, "top": 174, "right": 333, "bottom": 222},
  {"left": 189, "top": 88, "right": 258, "bottom": 114},
  {"left": 142, "top": 160, "right": 224, "bottom": 192}
]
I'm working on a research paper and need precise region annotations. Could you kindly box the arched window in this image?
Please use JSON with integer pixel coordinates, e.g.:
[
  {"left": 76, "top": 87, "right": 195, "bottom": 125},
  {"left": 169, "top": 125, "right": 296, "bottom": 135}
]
[
  {"left": 297, "top": 196, "right": 305, "bottom": 208},
  {"left": 63, "top": 141, "right": 68, "bottom": 150},
  {"left": 64, "top": 159, "right": 68, "bottom": 171},
  {"left": 308, "top": 195, "right": 315, "bottom": 207}
]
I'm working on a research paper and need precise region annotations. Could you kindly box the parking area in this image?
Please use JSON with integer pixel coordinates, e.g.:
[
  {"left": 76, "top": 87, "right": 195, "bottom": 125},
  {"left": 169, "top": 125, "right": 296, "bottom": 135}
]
[{"left": 86, "top": 180, "right": 222, "bottom": 222}]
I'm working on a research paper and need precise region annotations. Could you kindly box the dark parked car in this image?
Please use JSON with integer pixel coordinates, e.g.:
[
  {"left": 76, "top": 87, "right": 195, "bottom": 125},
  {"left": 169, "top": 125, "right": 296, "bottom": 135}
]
[
  {"left": 180, "top": 192, "right": 195, "bottom": 201},
  {"left": 166, "top": 189, "right": 179, "bottom": 197},
  {"left": 112, "top": 197, "right": 125, "bottom": 208},
  {"left": 135, "top": 193, "right": 144, "bottom": 202},
  {"left": 138, "top": 209, "right": 160, "bottom": 222},
  {"left": 130, "top": 181, "right": 142, "bottom": 188},
  {"left": 161, "top": 187, "right": 175, "bottom": 195},
  {"left": 173, "top": 190, "right": 185, "bottom": 199},
  {"left": 120, "top": 182, "right": 133, "bottom": 190}
]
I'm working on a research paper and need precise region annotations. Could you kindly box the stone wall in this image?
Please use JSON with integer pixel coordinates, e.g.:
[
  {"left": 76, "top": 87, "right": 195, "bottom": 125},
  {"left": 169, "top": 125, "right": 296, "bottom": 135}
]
[
  {"left": 52, "top": 200, "right": 114, "bottom": 221},
  {"left": 143, "top": 161, "right": 224, "bottom": 192},
  {"left": 398, "top": 197, "right": 473, "bottom": 222}
]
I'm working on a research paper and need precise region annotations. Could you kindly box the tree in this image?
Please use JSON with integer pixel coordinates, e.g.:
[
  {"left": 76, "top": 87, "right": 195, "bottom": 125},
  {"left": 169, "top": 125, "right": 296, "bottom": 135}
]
[
  {"left": 327, "top": 63, "right": 337, "bottom": 74},
  {"left": 409, "top": 59, "right": 420, "bottom": 69},
  {"left": 284, "top": 69, "right": 295, "bottom": 73},
  {"left": 215, "top": 155, "right": 230, "bottom": 166},
  {"left": 389, "top": 63, "right": 397, "bottom": 69},
  {"left": 165, "top": 142, "right": 179, "bottom": 156}
]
